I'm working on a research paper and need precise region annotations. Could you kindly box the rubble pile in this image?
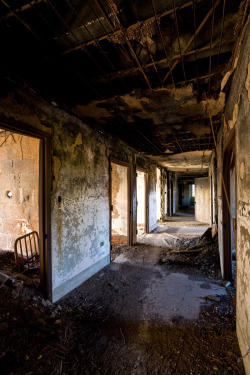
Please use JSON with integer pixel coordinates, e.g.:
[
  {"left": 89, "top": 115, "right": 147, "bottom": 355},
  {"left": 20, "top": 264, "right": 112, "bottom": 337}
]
[{"left": 160, "top": 229, "right": 222, "bottom": 278}]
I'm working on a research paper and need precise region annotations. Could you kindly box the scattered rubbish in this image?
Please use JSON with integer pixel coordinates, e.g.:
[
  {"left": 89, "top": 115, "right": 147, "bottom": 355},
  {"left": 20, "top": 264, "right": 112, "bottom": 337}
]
[{"left": 207, "top": 295, "right": 220, "bottom": 302}]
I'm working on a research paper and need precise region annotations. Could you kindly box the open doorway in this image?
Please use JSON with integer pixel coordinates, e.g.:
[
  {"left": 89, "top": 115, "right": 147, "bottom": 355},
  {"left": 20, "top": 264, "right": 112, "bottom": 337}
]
[
  {"left": 177, "top": 181, "right": 195, "bottom": 216},
  {"left": 156, "top": 167, "right": 161, "bottom": 221},
  {"left": 223, "top": 141, "right": 236, "bottom": 281},
  {"left": 136, "top": 169, "right": 148, "bottom": 236},
  {"left": 110, "top": 160, "right": 131, "bottom": 245},
  {"left": 0, "top": 123, "right": 51, "bottom": 298}
]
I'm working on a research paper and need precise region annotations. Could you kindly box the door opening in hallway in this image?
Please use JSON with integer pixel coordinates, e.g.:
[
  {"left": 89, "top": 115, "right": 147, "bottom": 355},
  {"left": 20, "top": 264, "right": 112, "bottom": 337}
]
[
  {"left": 111, "top": 161, "right": 130, "bottom": 245},
  {"left": 156, "top": 167, "right": 161, "bottom": 221},
  {"left": 0, "top": 124, "right": 51, "bottom": 297},
  {"left": 177, "top": 181, "right": 195, "bottom": 216},
  {"left": 136, "top": 169, "right": 148, "bottom": 236},
  {"left": 223, "top": 143, "right": 236, "bottom": 282},
  {"left": 0, "top": 129, "right": 40, "bottom": 278}
]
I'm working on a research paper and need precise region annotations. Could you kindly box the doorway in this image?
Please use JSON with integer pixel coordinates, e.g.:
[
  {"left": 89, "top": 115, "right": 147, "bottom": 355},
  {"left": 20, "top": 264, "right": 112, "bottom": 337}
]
[
  {"left": 223, "top": 140, "right": 236, "bottom": 281},
  {"left": 110, "top": 159, "right": 132, "bottom": 245},
  {"left": 156, "top": 167, "right": 161, "bottom": 221},
  {"left": 136, "top": 169, "right": 148, "bottom": 236},
  {"left": 0, "top": 121, "right": 51, "bottom": 298}
]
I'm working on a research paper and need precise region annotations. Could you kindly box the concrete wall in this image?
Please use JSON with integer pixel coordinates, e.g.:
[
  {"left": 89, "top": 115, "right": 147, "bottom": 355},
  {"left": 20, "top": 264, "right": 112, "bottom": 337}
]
[
  {"left": 111, "top": 163, "right": 128, "bottom": 243},
  {"left": 0, "top": 132, "right": 39, "bottom": 250},
  {"left": 195, "top": 177, "right": 211, "bottom": 224},
  {"left": 221, "top": 17, "right": 250, "bottom": 374},
  {"left": 0, "top": 80, "right": 162, "bottom": 301}
]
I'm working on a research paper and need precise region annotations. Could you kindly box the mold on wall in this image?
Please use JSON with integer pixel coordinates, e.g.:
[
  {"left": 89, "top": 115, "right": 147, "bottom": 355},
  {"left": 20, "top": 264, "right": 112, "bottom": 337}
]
[
  {"left": 0, "top": 80, "right": 164, "bottom": 302},
  {"left": 0, "top": 131, "right": 39, "bottom": 250}
]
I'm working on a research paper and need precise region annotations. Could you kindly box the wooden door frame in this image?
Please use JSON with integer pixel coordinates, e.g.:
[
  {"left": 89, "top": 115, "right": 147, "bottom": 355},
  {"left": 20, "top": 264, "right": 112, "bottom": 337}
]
[
  {"left": 136, "top": 168, "right": 149, "bottom": 234},
  {"left": 0, "top": 118, "right": 52, "bottom": 299},
  {"left": 110, "top": 157, "right": 133, "bottom": 249},
  {"left": 222, "top": 131, "right": 236, "bottom": 281}
]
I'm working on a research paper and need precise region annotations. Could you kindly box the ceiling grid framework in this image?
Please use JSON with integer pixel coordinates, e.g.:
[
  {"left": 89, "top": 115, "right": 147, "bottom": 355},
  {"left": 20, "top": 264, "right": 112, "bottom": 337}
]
[{"left": 0, "top": 0, "right": 248, "bottom": 176}]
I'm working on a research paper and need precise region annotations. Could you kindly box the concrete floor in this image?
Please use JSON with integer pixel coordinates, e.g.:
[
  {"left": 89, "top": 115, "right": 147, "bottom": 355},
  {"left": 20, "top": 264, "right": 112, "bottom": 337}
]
[
  {"left": 111, "top": 260, "right": 226, "bottom": 321},
  {"left": 137, "top": 215, "right": 209, "bottom": 247}
]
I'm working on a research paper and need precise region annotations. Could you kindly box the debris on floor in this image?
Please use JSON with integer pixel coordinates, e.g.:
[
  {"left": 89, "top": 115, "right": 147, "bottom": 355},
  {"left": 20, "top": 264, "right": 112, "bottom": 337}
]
[{"left": 0, "top": 238, "right": 244, "bottom": 375}]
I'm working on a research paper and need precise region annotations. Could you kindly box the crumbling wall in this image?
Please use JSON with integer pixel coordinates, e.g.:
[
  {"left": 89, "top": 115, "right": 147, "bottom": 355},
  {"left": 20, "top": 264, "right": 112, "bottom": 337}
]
[
  {"left": 0, "top": 81, "right": 162, "bottom": 301},
  {"left": 0, "top": 132, "right": 39, "bottom": 250},
  {"left": 194, "top": 177, "right": 211, "bottom": 224},
  {"left": 222, "top": 16, "right": 250, "bottom": 374}
]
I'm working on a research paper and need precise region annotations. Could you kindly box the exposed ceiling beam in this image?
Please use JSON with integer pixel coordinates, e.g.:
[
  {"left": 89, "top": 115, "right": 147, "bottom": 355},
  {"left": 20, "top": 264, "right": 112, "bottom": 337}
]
[
  {"left": 0, "top": 0, "right": 44, "bottom": 20},
  {"left": 104, "top": 0, "right": 152, "bottom": 89},
  {"left": 93, "top": 39, "right": 234, "bottom": 83},
  {"left": 162, "top": 0, "right": 222, "bottom": 83},
  {"left": 62, "top": 0, "right": 204, "bottom": 55}
]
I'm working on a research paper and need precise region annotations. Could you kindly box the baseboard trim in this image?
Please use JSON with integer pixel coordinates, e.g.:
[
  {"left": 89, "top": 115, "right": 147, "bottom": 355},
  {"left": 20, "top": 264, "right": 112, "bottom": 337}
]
[{"left": 52, "top": 254, "right": 110, "bottom": 302}]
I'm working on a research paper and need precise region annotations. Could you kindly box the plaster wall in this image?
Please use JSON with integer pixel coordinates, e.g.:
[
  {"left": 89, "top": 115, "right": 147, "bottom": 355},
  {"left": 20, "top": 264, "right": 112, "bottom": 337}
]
[
  {"left": 0, "top": 132, "right": 39, "bottom": 250},
  {"left": 0, "top": 82, "right": 162, "bottom": 301},
  {"left": 0, "top": 87, "right": 111, "bottom": 302},
  {"left": 195, "top": 177, "right": 211, "bottom": 224},
  {"left": 222, "top": 17, "right": 250, "bottom": 374}
]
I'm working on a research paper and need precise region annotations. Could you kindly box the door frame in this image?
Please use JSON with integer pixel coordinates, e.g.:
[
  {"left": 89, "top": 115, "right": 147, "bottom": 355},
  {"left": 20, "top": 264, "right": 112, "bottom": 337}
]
[
  {"left": 110, "top": 157, "right": 133, "bottom": 249},
  {"left": 0, "top": 118, "right": 52, "bottom": 299},
  {"left": 136, "top": 167, "right": 149, "bottom": 234},
  {"left": 222, "top": 131, "right": 236, "bottom": 281}
]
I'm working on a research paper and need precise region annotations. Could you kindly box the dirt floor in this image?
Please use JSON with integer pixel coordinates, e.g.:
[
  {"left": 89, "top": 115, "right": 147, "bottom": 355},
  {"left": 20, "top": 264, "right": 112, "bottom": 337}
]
[{"left": 0, "top": 230, "right": 245, "bottom": 375}]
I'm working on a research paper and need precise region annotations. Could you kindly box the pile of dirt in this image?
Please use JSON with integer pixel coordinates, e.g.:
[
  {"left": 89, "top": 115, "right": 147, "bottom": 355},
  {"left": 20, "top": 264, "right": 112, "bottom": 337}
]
[{"left": 160, "top": 229, "right": 222, "bottom": 279}]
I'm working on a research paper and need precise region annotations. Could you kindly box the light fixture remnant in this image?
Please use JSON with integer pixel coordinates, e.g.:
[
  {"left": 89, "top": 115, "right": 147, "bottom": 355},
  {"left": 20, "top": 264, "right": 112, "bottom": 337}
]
[{"left": 7, "top": 191, "right": 12, "bottom": 198}]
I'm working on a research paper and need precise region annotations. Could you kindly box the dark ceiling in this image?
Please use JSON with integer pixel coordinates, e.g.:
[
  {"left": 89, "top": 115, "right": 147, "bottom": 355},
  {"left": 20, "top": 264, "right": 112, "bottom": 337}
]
[{"left": 0, "top": 0, "right": 248, "bottom": 174}]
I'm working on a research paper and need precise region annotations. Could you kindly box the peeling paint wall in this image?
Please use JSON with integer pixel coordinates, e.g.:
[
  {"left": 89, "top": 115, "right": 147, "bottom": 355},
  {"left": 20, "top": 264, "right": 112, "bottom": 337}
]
[
  {"left": 194, "top": 177, "right": 211, "bottom": 224},
  {"left": 0, "top": 132, "right": 39, "bottom": 250},
  {"left": 220, "top": 17, "right": 250, "bottom": 374},
  {"left": 0, "top": 81, "right": 163, "bottom": 301}
]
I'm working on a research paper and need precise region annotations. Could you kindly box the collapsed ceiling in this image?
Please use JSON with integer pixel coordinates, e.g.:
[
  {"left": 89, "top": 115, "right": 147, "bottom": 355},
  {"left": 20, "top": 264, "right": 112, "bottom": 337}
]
[{"left": 0, "top": 0, "right": 247, "bottom": 175}]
